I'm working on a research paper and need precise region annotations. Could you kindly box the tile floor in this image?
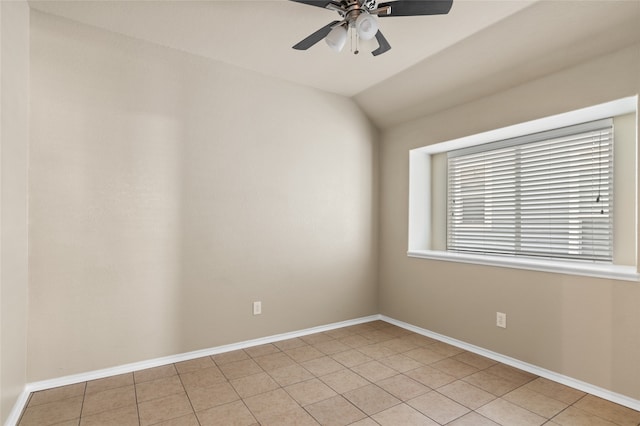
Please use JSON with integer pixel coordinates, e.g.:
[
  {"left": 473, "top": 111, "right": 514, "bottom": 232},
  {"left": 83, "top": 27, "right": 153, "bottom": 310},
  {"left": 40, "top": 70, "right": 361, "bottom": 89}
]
[{"left": 18, "top": 320, "right": 640, "bottom": 426}]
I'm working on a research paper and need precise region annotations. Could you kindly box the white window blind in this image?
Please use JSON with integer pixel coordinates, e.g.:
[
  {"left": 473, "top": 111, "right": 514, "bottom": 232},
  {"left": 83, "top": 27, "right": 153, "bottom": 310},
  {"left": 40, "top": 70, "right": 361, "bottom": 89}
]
[{"left": 447, "top": 119, "right": 613, "bottom": 262}]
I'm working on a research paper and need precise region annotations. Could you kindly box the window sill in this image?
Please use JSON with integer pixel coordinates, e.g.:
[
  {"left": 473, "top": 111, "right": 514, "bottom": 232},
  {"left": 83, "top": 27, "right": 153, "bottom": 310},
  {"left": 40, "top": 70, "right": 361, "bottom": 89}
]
[{"left": 407, "top": 250, "right": 639, "bottom": 282}]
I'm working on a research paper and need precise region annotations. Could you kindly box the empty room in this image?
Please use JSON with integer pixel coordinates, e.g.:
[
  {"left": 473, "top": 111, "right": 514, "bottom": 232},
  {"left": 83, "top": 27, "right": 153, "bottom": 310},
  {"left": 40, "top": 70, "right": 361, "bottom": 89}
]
[{"left": 1, "top": 0, "right": 640, "bottom": 425}]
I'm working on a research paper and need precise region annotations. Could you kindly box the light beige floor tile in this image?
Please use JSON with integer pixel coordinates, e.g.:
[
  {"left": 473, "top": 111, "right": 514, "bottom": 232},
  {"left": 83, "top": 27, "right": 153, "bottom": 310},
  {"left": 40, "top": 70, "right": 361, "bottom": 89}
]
[
  {"left": 343, "top": 384, "right": 400, "bottom": 415},
  {"left": 462, "top": 370, "right": 523, "bottom": 396},
  {"left": 357, "top": 343, "right": 397, "bottom": 359},
  {"left": 400, "top": 334, "right": 438, "bottom": 347},
  {"left": 338, "top": 334, "right": 373, "bottom": 349},
  {"left": 196, "top": 400, "right": 257, "bottom": 426},
  {"left": 85, "top": 374, "right": 133, "bottom": 395},
  {"left": 447, "top": 411, "right": 501, "bottom": 426},
  {"left": 404, "top": 347, "right": 448, "bottom": 365},
  {"left": 379, "top": 337, "right": 420, "bottom": 353},
  {"left": 346, "top": 323, "right": 377, "bottom": 334},
  {"left": 301, "top": 333, "right": 335, "bottom": 346},
  {"left": 368, "top": 320, "right": 392, "bottom": 330},
  {"left": 185, "top": 380, "right": 239, "bottom": 412},
  {"left": 313, "top": 339, "right": 351, "bottom": 355},
  {"left": 573, "top": 394, "right": 640, "bottom": 425},
  {"left": 376, "top": 375, "right": 430, "bottom": 401},
  {"left": 28, "top": 383, "right": 86, "bottom": 407},
  {"left": 19, "top": 396, "right": 83, "bottom": 426},
  {"left": 504, "top": 386, "right": 568, "bottom": 418},
  {"left": 273, "top": 338, "right": 307, "bottom": 351},
  {"left": 349, "top": 418, "right": 379, "bottom": 426},
  {"left": 230, "top": 372, "right": 279, "bottom": 398},
  {"left": 431, "top": 358, "right": 479, "bottom": 379},
  {"left": 243, "top": 388, "right": 300, "bottom": 422},
  {"left": 550, "top": 406, "right": 618, "bottom": 426},
  {"left": 285, "top": 345, "right": 325, "bottom": 363},
  {"left": 81, "top": 385, "right": 136, "bottom": 416},
  {"left": 485, "top": 363, "right": 537, "bottom": 386},
  {"left": 138, "top": 392, "right": 193, "bottom": 426},
  {"left": 359, "top": 330, "right": 394, "bottom": 344},
  {"left": 259, "top": 406, "right": 320, "bottom": 426},
  {"left": 268, "top": 364, "right": 315, "bottom": 387},
  {"left": 285, "top": 378, "right": 337, "bottom": 406},
  {"left": 477, "top": 398, "right": 547, "bottom": 426},
  {"left": 21, "top": 320, "right": 640, "bottom": 426},
  {"left": 180, "top": 366, "right": 226, "bottom": 389},
  {"left": 155, "top": 413, "right": 200, "bottom": 426},
  {"left": 43, "top": 420, "right": 79, "bottom": 426},
  {"left": 305, "top": 395, "right": 367, "bottom": 426},
  {"left": 211, "top": 349, "right": 249, "bottom": 365},
  {"left": 405, "top": 365, "right": 456, "bottom": 389},
  {"left": 331, "top": 349, "right": 373, "bottom": 368},
  {"left": 218, "top": 359, "right": 263, "bottom": 380},
  {"left": 372, "top": 403, "right": 439, "bottom": 425},
  {"left": 452, "top": 352, "right": 498, "bottom": 370},
  {"left": 378, "top": 354, "right": 424, "bottom": 373},
  {"left": 320, "top": 369, "right": 371, "bottom": 394},
  {"left": 351, "top": 360, "right": 397, "bottom": 382},
  {"left": 324, "top": 328, "right": 355, "bottom": 339},
  {"left": 244, "top": 343, "right": 280, "bottom": 358},
  {"left": 429, "top": 342, "right": 465, "bottom": 357},
  {"left": 254, "top": 352, "right": 296, "bottom": 371},
  {"left": 175, "top": 357, "right": 215, "bottom": 374},
  {"left": 134, "top": 364, "right": 177, "bottom": 384},
  {"left": 437, "top": 380, "right": 496, "bottom": 410},
  {"left": 79, "top": 404, "right": 138, "bottom": 426},
  {"left": 136, "top": 374, "right": 184, "bottom": 403},
  {"left": 380, "top": 326, "right": 412, "bottom": 337},
  {"left": 523, "top": 377, "right": 586, "bottom": 405},
  {"left": 302, "top": 356, "right": 345, "bottom": 376},
  {"left": 408, "top": 391, "right": 470, "bottom": 424}
]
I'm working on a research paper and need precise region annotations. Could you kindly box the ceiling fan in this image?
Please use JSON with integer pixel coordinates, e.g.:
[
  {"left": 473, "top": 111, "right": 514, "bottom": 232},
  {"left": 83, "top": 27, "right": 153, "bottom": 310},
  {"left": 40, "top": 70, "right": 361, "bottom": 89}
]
[{"left": 291, "top": 0, "right": 453, "bottom": 56}]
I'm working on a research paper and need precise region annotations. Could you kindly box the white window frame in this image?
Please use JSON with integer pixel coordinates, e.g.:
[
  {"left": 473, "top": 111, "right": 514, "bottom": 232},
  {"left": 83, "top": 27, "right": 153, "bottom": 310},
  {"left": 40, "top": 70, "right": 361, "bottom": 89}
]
[{"left": 408, "top": 96, "right": 639, "bottom": 282}]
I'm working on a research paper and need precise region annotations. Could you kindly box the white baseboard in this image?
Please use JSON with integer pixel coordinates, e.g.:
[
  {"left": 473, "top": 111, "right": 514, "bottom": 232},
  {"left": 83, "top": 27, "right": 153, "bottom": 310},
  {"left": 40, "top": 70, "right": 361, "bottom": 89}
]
[
  {"left": 381, "top": 315, "right": 640, "bottom": 412},
  {"left": 4, "top": 314, "right": 380, "bottom": 426},
  {"left": 4, "top": 389, "right": 30, "bottom": 426},
  {"left": 7, "top": 313, "right": 640, "bottom": 425}
]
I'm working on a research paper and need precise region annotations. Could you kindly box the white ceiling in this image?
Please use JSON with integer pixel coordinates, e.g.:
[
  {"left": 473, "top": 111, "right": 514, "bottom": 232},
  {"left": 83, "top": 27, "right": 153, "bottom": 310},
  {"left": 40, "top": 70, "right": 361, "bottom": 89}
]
[{"left": 28, "top": 0, "right": 640, "bottom": 128}]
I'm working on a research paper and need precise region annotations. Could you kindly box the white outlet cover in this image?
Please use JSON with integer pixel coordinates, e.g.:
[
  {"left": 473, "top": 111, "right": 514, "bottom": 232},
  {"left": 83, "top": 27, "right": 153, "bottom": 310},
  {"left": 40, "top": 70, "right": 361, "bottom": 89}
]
[{"left": 496, "top": 312, "right": 507, "bottom": 328}]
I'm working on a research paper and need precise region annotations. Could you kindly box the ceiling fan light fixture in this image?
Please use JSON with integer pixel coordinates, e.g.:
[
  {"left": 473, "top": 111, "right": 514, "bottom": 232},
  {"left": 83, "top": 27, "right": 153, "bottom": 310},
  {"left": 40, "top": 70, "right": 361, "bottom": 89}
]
[
  {"left": 325, "top": 25, "right": 348, "bottom": 52},
  {"left": 355, "top": 13, "right": 378, "bottom": 41}
]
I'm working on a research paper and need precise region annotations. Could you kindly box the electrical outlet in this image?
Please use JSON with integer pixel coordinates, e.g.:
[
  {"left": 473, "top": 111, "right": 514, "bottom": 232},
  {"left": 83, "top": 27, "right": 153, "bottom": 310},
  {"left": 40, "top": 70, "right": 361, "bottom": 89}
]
[
  {"left": 253, "top": 301, "right": 262, "bottom": 316},
  {"left": 496, "top": 312, "right": 507, "bottom": 328}
]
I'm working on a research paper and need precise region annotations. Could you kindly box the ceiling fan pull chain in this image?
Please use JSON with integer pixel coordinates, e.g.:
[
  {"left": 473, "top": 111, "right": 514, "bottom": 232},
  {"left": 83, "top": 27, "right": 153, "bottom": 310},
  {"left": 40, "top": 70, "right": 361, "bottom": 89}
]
[{"left": 354, "top": 31, "right": 360, "bottom": 55}]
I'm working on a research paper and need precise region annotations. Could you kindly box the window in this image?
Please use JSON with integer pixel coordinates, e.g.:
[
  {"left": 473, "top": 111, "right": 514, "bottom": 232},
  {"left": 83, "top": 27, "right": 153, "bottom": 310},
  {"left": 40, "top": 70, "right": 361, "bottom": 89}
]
[
  {"left": 447, "top": 119, "right": 613, "bottom": 262},
  {"left": 408, "top": 97, "right": 638, "bottom": 281}
]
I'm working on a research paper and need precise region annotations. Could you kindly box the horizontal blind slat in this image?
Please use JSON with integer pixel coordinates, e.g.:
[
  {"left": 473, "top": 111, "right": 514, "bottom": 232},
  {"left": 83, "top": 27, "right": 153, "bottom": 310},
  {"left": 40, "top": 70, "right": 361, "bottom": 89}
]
[{"left": 447, "top": 119, "right": 613, "bottom": 262}]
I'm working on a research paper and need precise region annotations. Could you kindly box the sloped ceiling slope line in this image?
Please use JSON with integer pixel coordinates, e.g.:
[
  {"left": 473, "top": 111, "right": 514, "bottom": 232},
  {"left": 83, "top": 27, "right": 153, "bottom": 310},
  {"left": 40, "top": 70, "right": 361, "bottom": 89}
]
[
  {"left": 27, "top": 0, "right": 640, "bottom": 129},
  {"left": 356, "top": 0, "right": 640, "bottom": 128},
  {"left": 26, "top": 0, "right": 534, "bottom": 95}
]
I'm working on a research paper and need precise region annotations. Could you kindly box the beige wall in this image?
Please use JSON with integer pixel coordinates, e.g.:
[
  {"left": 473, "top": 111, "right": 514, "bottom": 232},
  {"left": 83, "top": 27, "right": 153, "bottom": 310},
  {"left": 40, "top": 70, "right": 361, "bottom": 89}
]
[
  {"left": 0, "top": 1, "right": 30, "bottom": 423},
  {"left": 379, "top": 44, "right": 640, "bottom": 399},
  {"left": 27, "top": 11, "right": 378, "bottom": 382}
]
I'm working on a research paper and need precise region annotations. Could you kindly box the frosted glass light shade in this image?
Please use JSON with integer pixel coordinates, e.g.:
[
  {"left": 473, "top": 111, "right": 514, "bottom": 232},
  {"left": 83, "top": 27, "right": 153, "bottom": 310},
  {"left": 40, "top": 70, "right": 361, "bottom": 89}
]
[
  {"left": 325, "top": 25, "right": 348, "bottom": 52},
  {"left": 356, "top": 13, "right": 378, "bottom": 40}
]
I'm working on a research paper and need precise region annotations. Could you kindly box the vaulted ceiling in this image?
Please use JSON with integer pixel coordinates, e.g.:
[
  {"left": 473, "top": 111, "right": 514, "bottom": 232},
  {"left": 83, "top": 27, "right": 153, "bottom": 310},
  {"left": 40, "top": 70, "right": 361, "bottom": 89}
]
[{"left": 28, "top": 0, "right": 640, "bottom": 128}]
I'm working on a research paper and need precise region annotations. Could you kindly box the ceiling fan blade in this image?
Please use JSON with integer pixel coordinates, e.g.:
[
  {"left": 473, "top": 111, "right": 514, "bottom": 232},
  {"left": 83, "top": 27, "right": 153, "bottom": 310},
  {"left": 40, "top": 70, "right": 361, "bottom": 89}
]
[
  {"left": 372, "top": 30, "right": 391, "bottom": 56},
  {"left": 293, "top": 21, "right": 341, "bottom": 50},
  {"left": 289, "top": 0, "right": 343, "bottom": 9},
  {"left": 378, "top": 0, "right": 453, "bottom": 17}
]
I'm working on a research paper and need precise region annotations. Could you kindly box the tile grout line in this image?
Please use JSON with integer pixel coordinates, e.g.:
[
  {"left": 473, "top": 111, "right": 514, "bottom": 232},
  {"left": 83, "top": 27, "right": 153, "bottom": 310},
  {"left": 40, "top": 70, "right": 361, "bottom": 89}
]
[
  {"left": 15, "top": 321, "right": 640, "bottom": 426},
  {"left": 131, "top": 376, "right": 141, "bottom": 426},
  {"left": 174, "top": 363, "right": 201, "bottom": 426}
]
